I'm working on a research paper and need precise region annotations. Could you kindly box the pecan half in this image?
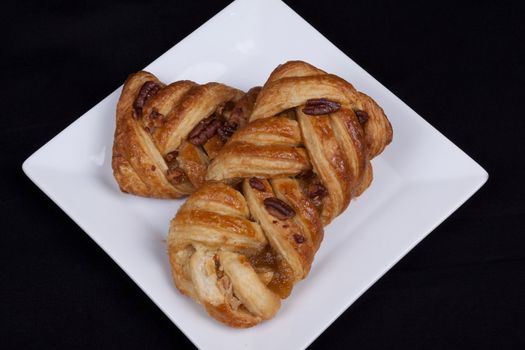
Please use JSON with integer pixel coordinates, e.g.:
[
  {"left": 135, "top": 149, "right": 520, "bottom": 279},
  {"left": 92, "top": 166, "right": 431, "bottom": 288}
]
[
  {"left": 296, "top": 169, "right": 314, "bottom": 180},
  {"left": 166, "top": 167, "right": 187, "bottom": 185},
  {"left": 164, "top": 150, "right": 179, "bottom": 163},
  {"left": 228, "top": 107, "right": 246, "bottom": 126},
  {"left": 217, "top": 121, "right": 238, "bottom": 142},
  {"left": 307, "top": 182, "right": 328, "bottom": 198},
  {"left": 293, "top": 234, "right": 305, "bottom": 244},
  {"left": 143, "top": 110, "right": 165, "bottom": 133},
  {"left": 224, "top": 86, "right": 261, "bottom": 129},
  {"left": 249, "top": 177, "right": 266, "bottom": 191},
  {"left": 263, "top": 197, "right": 296, "bottom": 220},
  {"left": 133, "top": 81, "right": 162, "bottom": 118},
  {"left": 355, "top": 110, "right": 369, "bottom": 124},
  {"left": 302, "top": 98, "right": 341, "bottom": 115},
  {"left": 188, "top": 116, "right": 222, "bottom": 146}
]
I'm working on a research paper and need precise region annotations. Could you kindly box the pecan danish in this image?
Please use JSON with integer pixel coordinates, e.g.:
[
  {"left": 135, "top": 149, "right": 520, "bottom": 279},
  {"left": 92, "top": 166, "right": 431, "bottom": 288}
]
[
  {"left": 207, "top": 60, "right": 393, "bottom": 224},
  {"left": 168, "top": 181, "right": 323, "bottom": 327},
  {"left": 168, "top": 61, "right": 392, "bottom": 328},
  {"left": 112, "top": 71, "right": 260, "bottom": 198}
]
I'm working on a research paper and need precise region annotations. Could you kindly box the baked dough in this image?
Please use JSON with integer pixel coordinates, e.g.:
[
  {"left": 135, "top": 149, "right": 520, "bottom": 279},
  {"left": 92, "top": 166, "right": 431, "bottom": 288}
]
[
  {"left": 112, "top": 71, "right": 260, "bottom": 198},
  {"left": 168, "top": 181, "right": 323, "bottom": 327},
  {"left": 207, "top": 60, "right": 393, "bottom": 224},
  {"left": 168, "top": 61, "right": 393, "bottom": 327}
]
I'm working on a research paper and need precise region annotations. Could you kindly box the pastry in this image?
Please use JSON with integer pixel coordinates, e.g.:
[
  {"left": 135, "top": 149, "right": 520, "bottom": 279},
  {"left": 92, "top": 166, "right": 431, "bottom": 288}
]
[
  {"left": 168, "top": 180, "right": 323, "bottom": 327},
  {"left": 112, "top": 71, "right": 260, "bottom": 198},
  {"left": 168, "top": 61, "right": 392, "bottom": 327},
  {"left": 207, "top": 60, "right": 393, "bottom": 224}
]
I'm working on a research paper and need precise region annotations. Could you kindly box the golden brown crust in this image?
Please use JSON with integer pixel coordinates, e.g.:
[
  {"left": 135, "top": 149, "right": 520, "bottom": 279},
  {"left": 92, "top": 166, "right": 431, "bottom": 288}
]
[
  {"left": 151, "top": 83, "right": 244, "bottom": 155},
  {"left": 113, "top": 72, "right": 183, "bottom": 198},
  {"left": 112, "top": 71, "right": 259, "bottom": 198},
  {"left": 250, "top": 61, "right": 393, "bottom": 158},
  {"left": 166, "top": 61, "right": 392, "bottom": 328},
  {"left": 168, "top": 182, "right": 317, "bottom": 327},
  {"left": 208, "top": 60, "right": 393, "bottom": 224}
]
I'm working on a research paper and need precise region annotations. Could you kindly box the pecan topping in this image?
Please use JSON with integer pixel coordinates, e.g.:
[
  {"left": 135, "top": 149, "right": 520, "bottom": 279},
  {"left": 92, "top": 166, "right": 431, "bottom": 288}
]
[
  {"left": 296, "top": 169, "right": 314, "bottom": 180},
  {"left": 249, "top": 177, "right": 266, "bottom": 191},
  {"left": 293, "top": 234, "right": 305, "bottom": 244},
  {"left": 164, "top": 150, "right": 179, "bottom": 163},
  {"left": 302, "top": 98, "right": 341, "bottom": 115},
  {"left": 355, "top": 110, "right": 369, "bottom": 124},
  {"left": 229, "top": 86, "right": 261, "bottom": 126},
  {"left": 263, "top": 197, "right": 296, "bottom": 220},
  {"left": 166, "top": 167, "right": 187, "bottom": 185},
  {"left": 217, "top": 121, "right": 238, "bottom": 142},
  {"left": 149, "top": 110, "right": 163, "bottom": 119},
  {"left": 188, "top": 116, "right": 222, "bottom": 146},
  {"left": 307, "top": 182, "right": 328, "bottom": 198},
  {"left": 148, "top": 110, "right": 165, "bottom": 125},
  {"left": 133, "top": 81, "right": 161, "bottom": 118},
  {"left": 215, "top": 100, "right": 236, "bottom": 118},
  {"left": 143, "top": 110, "right": 165, "bottom": 133},
  {"left": 228, "top": 107, "right": 246, "bottom": 126}
]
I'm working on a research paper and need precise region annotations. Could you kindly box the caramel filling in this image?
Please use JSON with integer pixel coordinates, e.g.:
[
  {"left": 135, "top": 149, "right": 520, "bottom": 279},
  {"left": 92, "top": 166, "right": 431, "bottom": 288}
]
[{"left": 248, "top": 246, "right": 294, "bottom": 298}]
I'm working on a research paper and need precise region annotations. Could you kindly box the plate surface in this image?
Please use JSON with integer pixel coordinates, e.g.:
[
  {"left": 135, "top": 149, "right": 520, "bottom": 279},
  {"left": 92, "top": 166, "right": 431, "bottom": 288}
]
[{"left": 22, "top": 0, "right": 488, "bottom": 349}]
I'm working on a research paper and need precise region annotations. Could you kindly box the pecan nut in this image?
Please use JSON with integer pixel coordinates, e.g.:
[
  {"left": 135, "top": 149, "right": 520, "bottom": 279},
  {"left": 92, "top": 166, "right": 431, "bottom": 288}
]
[
  {"left": 249, "top": 177, "right": 266, "bottom": 191},
  {"left": 143, "top": 110, "right": 165, "bottom": 133},
  {"left": 164, "top": 150, "right": 179, "bottom": 163},
  {"left": 166, "top": 167, "right": 187, "bottom": 185},
  {"left": 228, "top": 107, "right": 246, "bottom": 127},
  {"left": 293, "top": 234, "right": 305, "bottom": 244},
  {"left": 296, "top": 169, "right": 314, "bottom": 180},
  {"left": 188, "top": 116, "right": 222, "bottom": 146},
  {"left": 355, "top": 110, "right": 369, "bottom": 124},
  {"left": 217, "top": 121, "right": 238, "bottom": 142},
  {"left": 263, "top": 197, "right": 296, "bottom": 220},
  {"left": 133, "top": 81, "right": 162, "bottom": 118},
  {"left": 307, "top": 182, "right": 328, "bottom": 198},
  {"left": 302, "top": 98, "right": 341, "bottom": 115}
]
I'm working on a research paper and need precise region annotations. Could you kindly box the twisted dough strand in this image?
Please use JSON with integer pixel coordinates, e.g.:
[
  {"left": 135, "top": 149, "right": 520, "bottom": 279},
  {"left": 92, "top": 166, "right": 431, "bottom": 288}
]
[
  {"left": 168, "top": 61, "right": 393, "bottom": 327},
  {"left": 112, "top": 71, "right": 259, "bottom": 198},
  {"left": 208, "top": 61, "right": 392, "bottom": 224},
  {"left": 251, "top": 61, "right": 392, "bottom": 158},
  {"left": 169, "top": 179, "right": 323, "bottom": 327}
]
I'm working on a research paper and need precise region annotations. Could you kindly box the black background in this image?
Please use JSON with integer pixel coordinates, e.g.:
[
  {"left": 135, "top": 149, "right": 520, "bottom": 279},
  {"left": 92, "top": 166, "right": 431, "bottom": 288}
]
[{"left": 3, "top": 1, "right": 525, "bottom": 349}]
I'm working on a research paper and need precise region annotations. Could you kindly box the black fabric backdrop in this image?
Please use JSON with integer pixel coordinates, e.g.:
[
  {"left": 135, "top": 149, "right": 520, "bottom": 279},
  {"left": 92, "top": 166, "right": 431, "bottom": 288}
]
[{"left": 3, "top": 1, "right": 524, "bottom": 349}]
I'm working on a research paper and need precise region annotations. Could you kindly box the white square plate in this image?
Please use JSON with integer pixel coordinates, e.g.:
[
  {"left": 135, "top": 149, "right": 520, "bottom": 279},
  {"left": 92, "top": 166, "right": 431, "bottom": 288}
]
[{"left": 22, "top": 0, "right": 488, "bottom": 349}]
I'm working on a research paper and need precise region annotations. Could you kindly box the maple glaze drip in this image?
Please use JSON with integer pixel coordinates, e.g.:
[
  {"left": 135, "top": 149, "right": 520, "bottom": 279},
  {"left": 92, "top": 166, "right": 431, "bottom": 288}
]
[{"left": 248, "top": 246, "right": 294, "bottom": 298}]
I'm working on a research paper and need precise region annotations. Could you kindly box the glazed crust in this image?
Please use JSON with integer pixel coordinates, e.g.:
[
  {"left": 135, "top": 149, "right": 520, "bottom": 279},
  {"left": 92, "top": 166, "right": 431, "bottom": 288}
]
[
  {"left": 112, "top": 71, "right": 259, "bottom": 198},
  {"left": 167, "top": 61, "right": 393, "bottom": 327},
  {"left": 207, "top": 61, "right": 393, "bottom": 224},
  {"left": 251, "top": 61, "right": 393, "bottom": 158},
  {"left": 168, "top": 181, "right": 323, "bottom": 327}
]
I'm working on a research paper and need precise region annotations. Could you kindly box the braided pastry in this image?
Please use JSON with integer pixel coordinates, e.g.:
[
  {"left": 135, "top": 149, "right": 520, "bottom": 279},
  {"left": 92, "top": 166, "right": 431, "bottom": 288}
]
[
  {"left": 112, "top": 71, "right": 260, "bottom": 198},
  {"left": 168, "top": 61, "right": 392, "bottom": 327},
  {"left": 208, "top": 60, "right": 393, "bottom": 224},
  {"left": 168, "top": 180, "right": 323, "bottom": 327}
]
